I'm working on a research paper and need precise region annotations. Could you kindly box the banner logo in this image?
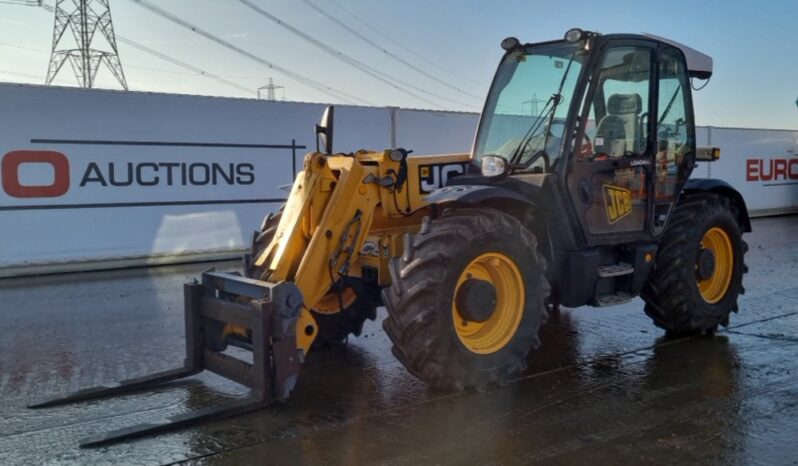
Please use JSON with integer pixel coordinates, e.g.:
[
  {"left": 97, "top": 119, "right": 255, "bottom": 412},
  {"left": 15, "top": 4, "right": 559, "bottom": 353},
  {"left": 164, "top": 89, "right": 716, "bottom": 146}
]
[
  {"left": 1, "top": 150, "right": 70, "bottom": 198},
  {"left": 746, "top": 158, "right": 798, "bottom": 182}
]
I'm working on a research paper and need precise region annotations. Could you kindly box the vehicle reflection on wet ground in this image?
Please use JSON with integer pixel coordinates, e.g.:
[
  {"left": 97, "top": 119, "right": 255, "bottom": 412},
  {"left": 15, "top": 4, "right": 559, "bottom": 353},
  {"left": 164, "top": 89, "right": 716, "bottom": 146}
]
[{"left": 0, "top": 215, "right": 795, "bottom": 465}]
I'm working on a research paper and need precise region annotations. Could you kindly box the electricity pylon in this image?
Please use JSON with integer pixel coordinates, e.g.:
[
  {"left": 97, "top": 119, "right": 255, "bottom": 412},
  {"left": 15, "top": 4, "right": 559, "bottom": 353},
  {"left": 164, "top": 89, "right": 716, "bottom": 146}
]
[
  {"left": 258, "top": 77, "right": 284, "bottom": 100},
  {"left": 46, "top": 0, "right": 128, "bottom": 89}
]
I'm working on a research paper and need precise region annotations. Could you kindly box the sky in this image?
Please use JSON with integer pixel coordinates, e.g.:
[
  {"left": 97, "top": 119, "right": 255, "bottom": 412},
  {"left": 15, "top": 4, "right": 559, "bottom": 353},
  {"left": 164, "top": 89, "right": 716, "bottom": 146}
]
[{"left": 0, "top": 0, "right": 796, "bottom": 129}]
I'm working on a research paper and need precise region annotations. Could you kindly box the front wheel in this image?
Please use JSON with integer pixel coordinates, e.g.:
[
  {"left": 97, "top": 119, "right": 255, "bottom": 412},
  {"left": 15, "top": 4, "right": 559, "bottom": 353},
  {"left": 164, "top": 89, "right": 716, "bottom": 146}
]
[
  {"left": 382, "top": 207, "right": 549, "bottom": 390},
  {"left": 642, "top": 193, "right": 748, "bottom": 335}
]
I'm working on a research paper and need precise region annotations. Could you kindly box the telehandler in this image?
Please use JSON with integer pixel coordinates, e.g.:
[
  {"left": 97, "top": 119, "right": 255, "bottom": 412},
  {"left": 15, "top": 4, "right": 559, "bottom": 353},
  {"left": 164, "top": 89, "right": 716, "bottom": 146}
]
[{"left": 32, "top": 29, "right": 750, "bottom": 446}]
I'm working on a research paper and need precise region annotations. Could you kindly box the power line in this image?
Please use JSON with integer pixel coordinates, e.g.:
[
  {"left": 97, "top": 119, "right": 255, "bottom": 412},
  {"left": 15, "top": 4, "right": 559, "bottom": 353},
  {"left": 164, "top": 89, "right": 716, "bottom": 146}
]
[
  {"left": 325, "top": 0, "right": 484, "bottom": 88},
  {"left": 237, "top": 0, "right": 477, "bottom": 110},
  {"left": 236, "top": 0, "right": 439, "bottom": 108},
  {"left": 0, "top": 41, "right": 49, "bottom": 53},
  {"left": 12, "top": 0, "right": 475, "bottom": 108},
  {"left": 18, "top": 3, "right": 306, "bottom": 99},
  {"left": 125, "top": 65, "right": 267, "bottom": 81},
  {"left": 0, "top": 68, "right": 42, "bottom": 79},
  {"left": 128, "top": 0, "right": 372, "bottom": 106},
  {"left": 117, "top": 37, "right": 257, "bottom": 96},
  {"left": 0, "top": 0, "right": 41, "bottom": 5},
  {"left": 301, "top": 0, "right": 482, "bottom": 102},
  {"left": 31, "top": 2, "right": 257, "bottom": 96},
  {"left": 0, "top": 40, "right": 278, "bottom": 85},
  {"left": 0, "top": 67, "right": 74, "bottom": 86}
]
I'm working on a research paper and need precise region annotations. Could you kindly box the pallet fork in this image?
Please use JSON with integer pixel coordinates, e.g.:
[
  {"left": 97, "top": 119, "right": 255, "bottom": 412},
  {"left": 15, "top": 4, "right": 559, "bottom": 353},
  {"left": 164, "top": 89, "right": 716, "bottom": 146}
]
[{"left": 28, "top": 271, "right": 303, "bottom": 448}]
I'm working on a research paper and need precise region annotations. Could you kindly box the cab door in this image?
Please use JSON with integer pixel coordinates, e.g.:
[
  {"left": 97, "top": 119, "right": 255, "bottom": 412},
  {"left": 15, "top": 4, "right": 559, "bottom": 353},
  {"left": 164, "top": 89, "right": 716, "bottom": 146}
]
[
  {"left": 566, "top": 41, "right": 656, "bottom": 244},
  {"left": 650, "top": 44, "right": 696, "bottom": 235}
]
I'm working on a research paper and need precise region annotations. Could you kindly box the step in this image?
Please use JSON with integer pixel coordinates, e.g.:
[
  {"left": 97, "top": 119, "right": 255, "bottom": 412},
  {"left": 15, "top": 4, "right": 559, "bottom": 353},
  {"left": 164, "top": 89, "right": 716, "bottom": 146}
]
[
  {"left": 595, "top": 292, "right": 633, "bottom": 307},
  {"left": 598, "top": 262, "right": 634, "bottom": 278}
]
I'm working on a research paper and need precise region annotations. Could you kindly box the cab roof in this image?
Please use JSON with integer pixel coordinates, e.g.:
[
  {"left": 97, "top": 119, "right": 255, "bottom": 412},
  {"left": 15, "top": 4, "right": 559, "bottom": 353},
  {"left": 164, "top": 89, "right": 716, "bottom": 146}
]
[{"left": 642, "top": 33, "right": 713, "bottom": 80}]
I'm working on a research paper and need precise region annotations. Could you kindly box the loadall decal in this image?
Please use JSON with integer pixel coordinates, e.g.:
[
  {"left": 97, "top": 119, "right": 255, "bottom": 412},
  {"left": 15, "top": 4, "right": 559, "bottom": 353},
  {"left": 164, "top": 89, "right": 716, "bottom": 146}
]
[
  {"left": 603, "top": 184, "right": 632, "bottom": 224},
  {"left": 418, "top": 162, "right": 468, "bottom": 194}
]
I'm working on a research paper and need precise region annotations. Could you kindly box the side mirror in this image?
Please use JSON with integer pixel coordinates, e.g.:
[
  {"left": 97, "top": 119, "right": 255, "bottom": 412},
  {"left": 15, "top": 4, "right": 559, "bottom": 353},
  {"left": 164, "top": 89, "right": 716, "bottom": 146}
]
[{"left": 315, "top": 106, "right": 334, "bottom": 154}]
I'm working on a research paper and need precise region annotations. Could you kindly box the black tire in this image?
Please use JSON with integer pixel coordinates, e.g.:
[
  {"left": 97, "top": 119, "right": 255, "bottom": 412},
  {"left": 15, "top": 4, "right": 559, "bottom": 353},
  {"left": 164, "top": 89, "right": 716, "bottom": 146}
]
[
  {"left": 245, "top": 210, "right": 378, "bottom": 346},
  {"left": 382, "top": 207, "right": 550, "bottom": 390},
  {"left": 642, "top": 193, "right": 748, "bottom": 335}
]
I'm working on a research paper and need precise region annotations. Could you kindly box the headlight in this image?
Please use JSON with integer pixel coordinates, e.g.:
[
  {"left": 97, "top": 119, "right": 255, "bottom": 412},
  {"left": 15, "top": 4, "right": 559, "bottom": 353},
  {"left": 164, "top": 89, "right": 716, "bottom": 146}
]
[{"left": 481, "top": 155, "right": 507, "bottom": 177}]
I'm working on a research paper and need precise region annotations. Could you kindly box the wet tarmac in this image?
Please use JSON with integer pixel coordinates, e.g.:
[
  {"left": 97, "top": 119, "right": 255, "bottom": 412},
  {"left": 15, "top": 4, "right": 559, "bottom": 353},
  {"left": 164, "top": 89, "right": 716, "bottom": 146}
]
[{"left": 0, "top": 215, "right": 796, "bottom": 465}]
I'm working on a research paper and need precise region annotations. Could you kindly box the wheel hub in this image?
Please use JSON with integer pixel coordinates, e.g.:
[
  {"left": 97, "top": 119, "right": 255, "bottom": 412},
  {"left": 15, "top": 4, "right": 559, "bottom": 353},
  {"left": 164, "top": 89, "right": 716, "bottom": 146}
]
[
  {"left": 696, "top": 247, "right": 716, "bottom": 281},
  {"left": 455, "top": 278, "right": 497, "bottom": 322},
  {"left": 451, "top": 252, "right": 525, "bottom": 355}
]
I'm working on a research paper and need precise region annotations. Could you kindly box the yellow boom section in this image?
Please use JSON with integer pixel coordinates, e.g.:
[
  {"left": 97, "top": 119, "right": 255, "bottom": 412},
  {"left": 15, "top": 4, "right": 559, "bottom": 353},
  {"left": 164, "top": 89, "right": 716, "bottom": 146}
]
[{"left": 254, "top": 150, "right": 470, "bottom": 354}]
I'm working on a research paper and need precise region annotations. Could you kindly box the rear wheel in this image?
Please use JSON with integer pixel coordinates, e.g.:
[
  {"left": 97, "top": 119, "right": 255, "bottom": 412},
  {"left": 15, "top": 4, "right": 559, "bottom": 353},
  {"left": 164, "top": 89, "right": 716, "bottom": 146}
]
[
  {"left": 642, "top": 193, "right": 748, "bottom": 335},
  {"left": 245, "top": 211, "right": 378, "bottom": 346},
  {"left": 382, "top": 207, "right": 549, "bottom": 390}
]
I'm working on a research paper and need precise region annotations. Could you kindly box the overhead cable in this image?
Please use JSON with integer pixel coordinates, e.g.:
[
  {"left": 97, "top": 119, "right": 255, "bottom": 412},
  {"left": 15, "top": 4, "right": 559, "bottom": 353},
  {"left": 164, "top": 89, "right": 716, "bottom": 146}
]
[
  {"left": 118, "top": 38, "right": 257, "bottom": 96},
  {"left": 326, "top": 0, "right": 484, "bottom": 88},
  {"left": 129, "top": 0, "right": 373, "bottom": 105},
  {"left": 33, "top": 2, "right": 256, "bottom": 97},
  {"left": 238, "top": 0, "right": 477, "bottom": 110},
  {"left": 301, "top": 0, "right": 481, "bottom": 102}
]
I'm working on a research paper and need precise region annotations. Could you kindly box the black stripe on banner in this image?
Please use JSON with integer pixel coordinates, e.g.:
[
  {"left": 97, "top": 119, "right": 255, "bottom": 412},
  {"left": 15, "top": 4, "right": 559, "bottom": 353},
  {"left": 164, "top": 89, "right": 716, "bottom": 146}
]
[
  {"left": 30, "top": 139, "right": 307, "bottom": 150},
  {"left": 0, "top": 198, "right": 287, "bottom": 211},
  {"left": 763, "top": 182, "right": 798, "bottom": 187}
]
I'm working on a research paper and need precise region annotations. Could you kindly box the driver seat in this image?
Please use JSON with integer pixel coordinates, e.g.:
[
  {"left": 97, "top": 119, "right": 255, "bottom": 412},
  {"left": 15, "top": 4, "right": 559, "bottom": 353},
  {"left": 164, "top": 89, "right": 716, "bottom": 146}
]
[{"left": 594, "top": 93, "right": 642, "bottom": 157}]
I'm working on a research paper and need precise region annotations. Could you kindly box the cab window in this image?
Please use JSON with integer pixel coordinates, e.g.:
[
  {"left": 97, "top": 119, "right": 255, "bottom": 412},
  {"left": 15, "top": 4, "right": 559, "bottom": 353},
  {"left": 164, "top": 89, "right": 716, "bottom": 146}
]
[
  {"left": 655, "top": 46, "right": 694, "bottom": 203},
  {"left": 579, "top": 46, "right": 652, "bottom": 160}
]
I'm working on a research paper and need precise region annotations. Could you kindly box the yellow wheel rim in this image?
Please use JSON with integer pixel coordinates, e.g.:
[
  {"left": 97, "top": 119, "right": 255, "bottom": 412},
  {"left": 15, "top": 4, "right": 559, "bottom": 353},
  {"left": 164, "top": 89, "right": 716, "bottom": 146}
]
[
  {"left": 313, "top": 287, "right": 357, "bottom": 314},
  {"left": 697, "top": 227, "right": 734, "bottom": 304},
  {"left": 451, "top": 253, "right": 525, "bottom": 354}
]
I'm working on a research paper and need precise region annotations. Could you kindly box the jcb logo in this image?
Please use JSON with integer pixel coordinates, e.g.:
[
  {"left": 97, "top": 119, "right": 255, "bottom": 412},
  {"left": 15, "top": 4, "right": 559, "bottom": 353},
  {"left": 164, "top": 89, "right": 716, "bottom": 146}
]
[
  {"left": 603, "top": 184, "right": 632, "bottom": 224},
  {"left": 419, "top": 162, "right": 468, "bottom": 194},
  {"left": 1, "top": 151, "right": 70, "bottom": 198}
]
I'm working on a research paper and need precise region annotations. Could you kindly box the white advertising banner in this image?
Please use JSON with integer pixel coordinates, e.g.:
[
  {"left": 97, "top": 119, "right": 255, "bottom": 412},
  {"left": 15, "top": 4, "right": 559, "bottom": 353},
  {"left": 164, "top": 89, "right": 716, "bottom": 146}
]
[
  {"left": 395, "top": 108, "right": 479, "bottom": 155},
  {"left": 0, "top": 83, "right": 795, "bottom": 276},
  {"left": 704, "top": 127, "right": 798, "bottom": 216},
  {"left": 0, "top": 84, "right": 396, "bottom": 274}
]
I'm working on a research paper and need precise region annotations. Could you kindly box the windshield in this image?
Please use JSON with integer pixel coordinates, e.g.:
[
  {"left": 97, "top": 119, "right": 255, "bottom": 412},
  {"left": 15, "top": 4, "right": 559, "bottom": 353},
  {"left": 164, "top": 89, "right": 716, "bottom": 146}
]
[{"left": 473, "top": 42, "right": 585, "bottom": 172}]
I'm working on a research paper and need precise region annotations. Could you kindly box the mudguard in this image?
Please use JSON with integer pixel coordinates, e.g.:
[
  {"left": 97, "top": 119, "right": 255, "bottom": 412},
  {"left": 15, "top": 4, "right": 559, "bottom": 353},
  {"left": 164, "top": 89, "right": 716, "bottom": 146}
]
[
  {"left": 683, "top": 178, "right": 752, "bottom": 232},
  {"left": 424, "top": 184, "right": 535, "bottom": 209}
]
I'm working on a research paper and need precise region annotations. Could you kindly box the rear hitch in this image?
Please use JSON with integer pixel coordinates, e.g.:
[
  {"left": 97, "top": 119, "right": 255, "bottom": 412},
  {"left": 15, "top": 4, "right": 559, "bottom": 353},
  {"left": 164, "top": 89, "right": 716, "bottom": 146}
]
[{"left": 27, "top": 271, "right": 303, "bottom": 448}]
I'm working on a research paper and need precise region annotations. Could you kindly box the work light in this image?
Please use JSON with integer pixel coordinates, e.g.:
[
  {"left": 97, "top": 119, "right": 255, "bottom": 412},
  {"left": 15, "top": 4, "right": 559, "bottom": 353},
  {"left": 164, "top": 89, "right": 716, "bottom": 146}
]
[
  {"left": 481, "top": 155, "right": 508, "bottom": 177},
  {"left": 564, "top": 28, "right": 584, "bottom": 43}
]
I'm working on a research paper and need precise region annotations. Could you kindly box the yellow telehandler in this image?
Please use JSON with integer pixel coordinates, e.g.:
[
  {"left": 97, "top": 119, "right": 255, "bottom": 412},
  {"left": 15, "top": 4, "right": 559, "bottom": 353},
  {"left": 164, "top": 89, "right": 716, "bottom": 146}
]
[{"left": 32, "top": 29, "right": 750, "bottom": 447}]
